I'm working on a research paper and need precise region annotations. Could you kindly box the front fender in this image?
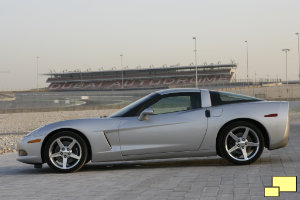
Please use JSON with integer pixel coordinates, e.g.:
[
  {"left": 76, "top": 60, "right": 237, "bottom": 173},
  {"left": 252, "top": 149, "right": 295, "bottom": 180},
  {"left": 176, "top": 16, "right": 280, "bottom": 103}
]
[{"left": 18, "top": 117, "right": 121, "bottom": 164}]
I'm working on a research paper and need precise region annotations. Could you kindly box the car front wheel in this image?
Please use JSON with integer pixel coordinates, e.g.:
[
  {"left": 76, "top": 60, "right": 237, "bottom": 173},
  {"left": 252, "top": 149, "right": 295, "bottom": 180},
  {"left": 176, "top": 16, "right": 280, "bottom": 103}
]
[
  {"left": 44, "top": 131, "right": 88, "bottom": 173},
  {"left": 218, "top": 121, "right": 264, "bottom": 165}
]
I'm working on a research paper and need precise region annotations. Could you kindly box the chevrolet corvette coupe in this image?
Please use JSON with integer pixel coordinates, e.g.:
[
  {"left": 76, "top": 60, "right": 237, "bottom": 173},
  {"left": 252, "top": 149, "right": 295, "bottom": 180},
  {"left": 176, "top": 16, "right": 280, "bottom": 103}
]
[{"left": 17, "top": 88, "right": 289, "bottom": 172}]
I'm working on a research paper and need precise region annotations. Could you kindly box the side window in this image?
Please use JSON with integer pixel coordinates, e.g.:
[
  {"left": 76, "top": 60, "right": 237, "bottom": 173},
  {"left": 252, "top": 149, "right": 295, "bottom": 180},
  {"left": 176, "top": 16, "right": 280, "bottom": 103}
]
[
  {"left": 149, "top": 93, "right": 201, "bottom": 115},
  {"left": 210, "top": 91, "right": 262, "bottom": 106}
]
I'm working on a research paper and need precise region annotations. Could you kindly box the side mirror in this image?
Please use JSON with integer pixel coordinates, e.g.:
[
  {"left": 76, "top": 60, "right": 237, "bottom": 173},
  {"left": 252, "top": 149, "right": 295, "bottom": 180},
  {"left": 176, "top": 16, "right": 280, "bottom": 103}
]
[{"left": 138, "top": 108, "right": 154, "bottom": 121}]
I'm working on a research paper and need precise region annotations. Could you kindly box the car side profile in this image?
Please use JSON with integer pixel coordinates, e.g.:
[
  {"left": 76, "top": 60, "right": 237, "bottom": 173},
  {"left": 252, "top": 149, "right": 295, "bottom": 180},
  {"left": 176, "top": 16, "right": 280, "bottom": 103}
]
[{"left": 17, "top": 88, "right": 289, "bottom": 173}]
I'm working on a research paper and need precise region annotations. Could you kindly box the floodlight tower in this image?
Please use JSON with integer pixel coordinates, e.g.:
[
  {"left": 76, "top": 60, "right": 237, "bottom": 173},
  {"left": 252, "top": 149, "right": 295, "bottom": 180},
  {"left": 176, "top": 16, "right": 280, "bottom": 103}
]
[
  {"left": 36, "top": 56, "right": 39, "bottom": 90},
  {"left": 192, "top": 37, "right": 198, "bottom": 88},
  {"left": 282, "top": 48, "right": 290, "bottom": 99},
  {"left": 245, "top": 41, "right": 249, "bottom": 84},
  {"left": 296, "top": 33, "right": 300, "bottom": 80},
  {"left": 120, "top": 54, "right": 123, "bottom": 89},
  {"left": 282, "top": 49, "right": 290, "bottom": 85}
]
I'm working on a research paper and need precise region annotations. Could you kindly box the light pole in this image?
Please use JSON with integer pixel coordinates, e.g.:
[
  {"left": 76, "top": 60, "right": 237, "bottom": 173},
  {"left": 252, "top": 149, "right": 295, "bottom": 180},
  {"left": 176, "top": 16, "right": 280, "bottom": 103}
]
[
  {"left": 120, "top": 54, "right": 123, "bottom": 89},
  {"left": 245, "top": 41, "right": 249, "bottom": 85},
  {"left": 296, "top": 33, "right": 300, "bottom": 80},
  {"left": 192, "top": 37, "right": 198, "bottom": 88},
  {"left": 282, "top": 48, "right": 290, "bottom": 98},
  {"left": 36, "top": 56, "right": 39, "bottom": 90}
]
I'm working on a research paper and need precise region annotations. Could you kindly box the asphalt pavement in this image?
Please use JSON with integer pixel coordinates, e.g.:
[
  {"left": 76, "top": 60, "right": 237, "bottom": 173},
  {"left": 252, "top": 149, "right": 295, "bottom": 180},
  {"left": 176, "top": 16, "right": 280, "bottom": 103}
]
[{"left": 0, "top": 123, "right": 300, "bottom": 200}]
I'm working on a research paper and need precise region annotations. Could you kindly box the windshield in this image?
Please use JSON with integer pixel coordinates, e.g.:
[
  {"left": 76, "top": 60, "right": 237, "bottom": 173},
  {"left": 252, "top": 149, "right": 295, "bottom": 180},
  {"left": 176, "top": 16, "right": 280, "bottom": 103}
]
[{"left": 110, "top": 92, "right": 158, "bottom": 117}]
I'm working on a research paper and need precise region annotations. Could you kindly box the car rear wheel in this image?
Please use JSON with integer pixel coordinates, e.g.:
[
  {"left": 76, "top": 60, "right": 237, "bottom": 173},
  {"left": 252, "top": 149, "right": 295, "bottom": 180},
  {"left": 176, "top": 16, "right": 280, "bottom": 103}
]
[
  {"left": 44, "top": 131, "right": 88, "bottom": 173},
  {"left": 218, "top": 121, "right": 264, "bottom": 165}
]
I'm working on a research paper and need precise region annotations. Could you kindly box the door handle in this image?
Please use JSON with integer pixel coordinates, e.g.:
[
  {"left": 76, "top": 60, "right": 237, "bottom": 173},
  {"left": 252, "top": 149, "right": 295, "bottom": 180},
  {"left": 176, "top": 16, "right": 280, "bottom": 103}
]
[{"left": 205, "top": 110, "right": 211, "bottom": 118}]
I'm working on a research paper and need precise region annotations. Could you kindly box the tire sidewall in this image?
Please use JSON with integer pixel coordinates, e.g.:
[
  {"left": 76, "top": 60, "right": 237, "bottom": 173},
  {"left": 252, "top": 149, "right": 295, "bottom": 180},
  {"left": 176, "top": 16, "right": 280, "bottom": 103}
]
[
  {"left": 44, "top": 131, "right": 88, "bottom": 173},
  {"left": 218, "top": 121, "right": 264, "bottom": 165}
]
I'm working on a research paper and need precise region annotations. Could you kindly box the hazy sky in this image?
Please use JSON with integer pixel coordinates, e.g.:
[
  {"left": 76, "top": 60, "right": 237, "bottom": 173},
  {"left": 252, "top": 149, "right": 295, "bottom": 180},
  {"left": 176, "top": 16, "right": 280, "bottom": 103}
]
[{"left": 0, "top": 0, "right": 300, "bottom": 90}]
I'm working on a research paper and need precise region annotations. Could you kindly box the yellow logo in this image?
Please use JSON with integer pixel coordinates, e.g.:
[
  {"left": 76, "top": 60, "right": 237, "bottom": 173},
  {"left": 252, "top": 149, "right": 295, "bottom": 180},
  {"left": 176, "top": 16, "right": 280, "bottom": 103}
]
[{"left": 264, "top": 176, "right": 297, "bottom": 197}]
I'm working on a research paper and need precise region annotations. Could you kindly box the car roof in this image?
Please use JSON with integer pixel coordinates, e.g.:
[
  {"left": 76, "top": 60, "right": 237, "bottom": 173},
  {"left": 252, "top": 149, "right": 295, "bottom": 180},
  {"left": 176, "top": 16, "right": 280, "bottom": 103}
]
[{"left": 155, "top": 88, "right": 202, "bottom": 95}]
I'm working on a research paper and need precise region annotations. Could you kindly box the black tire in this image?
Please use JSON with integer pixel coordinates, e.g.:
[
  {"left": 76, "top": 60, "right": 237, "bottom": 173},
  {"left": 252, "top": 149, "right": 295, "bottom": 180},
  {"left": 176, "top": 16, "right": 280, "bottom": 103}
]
[
  {"left": 218, "top": 121, "right": 264, "bottom": 165},
  {"left": 44, "top": 131, "right": 88, "bottom": 173}
]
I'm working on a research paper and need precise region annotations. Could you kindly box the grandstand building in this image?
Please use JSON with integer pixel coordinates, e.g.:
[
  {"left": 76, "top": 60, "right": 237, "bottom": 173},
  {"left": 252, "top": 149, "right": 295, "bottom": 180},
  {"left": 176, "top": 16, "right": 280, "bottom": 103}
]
[{"left": 45, "top": 64, "right": 237, "bottom": 90}]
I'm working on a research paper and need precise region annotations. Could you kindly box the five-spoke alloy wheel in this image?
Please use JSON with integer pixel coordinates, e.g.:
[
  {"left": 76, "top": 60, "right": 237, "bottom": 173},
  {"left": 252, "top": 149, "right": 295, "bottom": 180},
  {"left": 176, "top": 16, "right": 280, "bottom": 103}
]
[
  {"left": 44, "top": 131, "right": 88, "bottom": 173},
  {"left": 218, "top": 121, "right": 264, "bottom": 165}
]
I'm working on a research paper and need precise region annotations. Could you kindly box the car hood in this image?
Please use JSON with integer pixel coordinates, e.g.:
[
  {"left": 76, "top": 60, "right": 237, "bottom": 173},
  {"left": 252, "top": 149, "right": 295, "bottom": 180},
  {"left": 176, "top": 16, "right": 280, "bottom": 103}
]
[{"left": 28, "top": 117, "right": 121, "bottom": 139}]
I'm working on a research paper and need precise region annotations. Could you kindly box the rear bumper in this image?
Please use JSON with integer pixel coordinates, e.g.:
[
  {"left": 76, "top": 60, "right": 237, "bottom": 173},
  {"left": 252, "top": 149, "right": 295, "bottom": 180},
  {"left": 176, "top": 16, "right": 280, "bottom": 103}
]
[{"left": 268, "top": 112, "right": 290, "bottom": 150}]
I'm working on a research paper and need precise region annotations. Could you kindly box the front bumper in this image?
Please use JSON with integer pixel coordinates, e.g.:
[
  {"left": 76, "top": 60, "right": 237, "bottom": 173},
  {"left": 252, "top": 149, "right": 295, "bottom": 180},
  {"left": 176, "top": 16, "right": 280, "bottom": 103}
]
[{"left": 17, "top": 136, "right": 43, "bottom": 164}]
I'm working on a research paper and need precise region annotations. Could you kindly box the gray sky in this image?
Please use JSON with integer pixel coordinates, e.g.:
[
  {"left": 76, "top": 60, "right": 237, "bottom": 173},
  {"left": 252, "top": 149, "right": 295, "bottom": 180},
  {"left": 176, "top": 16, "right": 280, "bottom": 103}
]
[{"left": 0, "top": 0, "right": 300, "bottom": 91}]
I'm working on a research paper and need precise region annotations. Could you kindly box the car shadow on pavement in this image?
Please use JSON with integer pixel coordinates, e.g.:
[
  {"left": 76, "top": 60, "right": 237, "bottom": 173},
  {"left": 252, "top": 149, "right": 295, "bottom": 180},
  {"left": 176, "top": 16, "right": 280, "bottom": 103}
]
[
  {"left": 81, "top": 155, "right": 283, "bottom": 172},
  {"left": 81, "top": 157, "right": 234, "bottom": 172}
]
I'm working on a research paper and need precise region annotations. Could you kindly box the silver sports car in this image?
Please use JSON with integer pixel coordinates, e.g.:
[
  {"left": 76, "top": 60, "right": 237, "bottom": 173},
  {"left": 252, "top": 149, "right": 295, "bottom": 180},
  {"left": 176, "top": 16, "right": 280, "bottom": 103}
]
[{"left": 17, "top": 88, "right": 289, "bottom": 173}]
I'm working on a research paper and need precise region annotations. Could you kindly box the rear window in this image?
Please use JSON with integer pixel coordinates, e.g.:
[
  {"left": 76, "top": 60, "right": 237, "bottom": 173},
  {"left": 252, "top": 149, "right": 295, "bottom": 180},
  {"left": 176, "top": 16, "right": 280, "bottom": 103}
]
[{"left": 210, "top": 91, "right": 262, "bottom": 106}]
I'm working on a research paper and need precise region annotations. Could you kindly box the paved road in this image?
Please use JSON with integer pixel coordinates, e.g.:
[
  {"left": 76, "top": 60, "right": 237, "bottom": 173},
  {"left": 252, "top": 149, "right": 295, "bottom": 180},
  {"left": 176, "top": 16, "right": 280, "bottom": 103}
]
[{"left": 1, "top": 124, "right": 300, "bottom": 200}]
